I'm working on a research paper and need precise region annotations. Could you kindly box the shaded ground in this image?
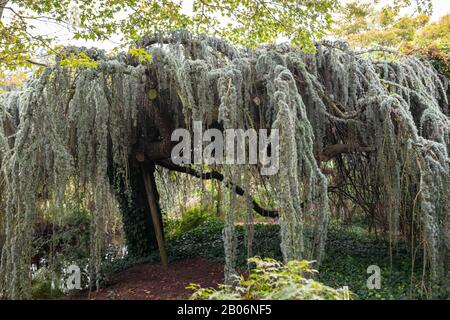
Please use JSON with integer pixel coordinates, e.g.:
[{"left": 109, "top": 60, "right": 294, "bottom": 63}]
[{"left": 68, "top": 257, "right": 224, "bottom": 300}]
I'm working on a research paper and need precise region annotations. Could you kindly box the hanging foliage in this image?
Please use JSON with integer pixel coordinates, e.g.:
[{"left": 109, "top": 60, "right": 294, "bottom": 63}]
[{"left": 0, "top": 32, "right": 448, "bottom": 299}]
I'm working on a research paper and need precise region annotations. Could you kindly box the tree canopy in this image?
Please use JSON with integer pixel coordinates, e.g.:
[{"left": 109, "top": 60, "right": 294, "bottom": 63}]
[{"left": 0, "top": 0, "right": 337, "bottom": 73}]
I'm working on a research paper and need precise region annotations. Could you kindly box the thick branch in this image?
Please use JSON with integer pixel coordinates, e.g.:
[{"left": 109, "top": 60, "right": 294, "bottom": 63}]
[
  {"left": 154, "top": 159, "right": 279, "bottom": 218},
  {"left": 319, "top": 91, "right": 362, "bottom": 120},
  {"left": 355, "top": 47, "right": 399, "bottom": 56},
  {"left": 25, "top": 59, "right": 48, "bottom": 67},
  {"left": 317, "top": 143, "right": 375, "bottom": 162}
]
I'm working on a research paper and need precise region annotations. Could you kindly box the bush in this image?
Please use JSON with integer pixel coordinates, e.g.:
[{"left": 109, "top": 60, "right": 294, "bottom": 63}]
[
  {"left": 402, "top": 42, "right": 450, "bottom": 79},
  {"left": 189, "top": 257, "right": 352, "bottom": 300},
  {"left": 33, "top": 208, "right": 91, "bottom": 269},
  {"left": 31, "top": 208, "right": 93, "bottom": 294},
  {"left": 31, "top": 267, "right": 64, "bottom": 300},
  {"left": 165, "top": 205, "right": 220, "bottom": 238}
]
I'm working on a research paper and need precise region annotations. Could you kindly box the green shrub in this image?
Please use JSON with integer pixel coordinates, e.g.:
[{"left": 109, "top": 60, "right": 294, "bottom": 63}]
[
  {"left": 33, "top": 208, "right": 91, "bottom": 269},
  {"left": 189, "top": 257, "right": 352, "bottom": 300},
  {"left": 31, "top": 267, "right": 64, "bottom": 300},
  {"left": 57, "top": 208, "right": 91, "bottom": 263},
  {"left": 30, "top": 208, "right": 93, "bottom": 294},
  {"left": 165, "top": 205, "right": 220, "bottom": 238}
]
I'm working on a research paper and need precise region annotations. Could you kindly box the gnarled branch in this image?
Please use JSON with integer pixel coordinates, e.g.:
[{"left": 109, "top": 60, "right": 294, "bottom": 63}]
[
  {"left": 153, "top": 159, "right": 279, "bottom": 218},
  {"left": 317, "top": 143, "right": 375, "bottom": 162}
]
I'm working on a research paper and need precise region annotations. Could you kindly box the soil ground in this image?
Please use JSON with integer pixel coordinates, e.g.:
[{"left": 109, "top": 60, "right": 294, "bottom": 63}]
[{"left": 68, "top": 257, "right": 224, "bottom": 300}]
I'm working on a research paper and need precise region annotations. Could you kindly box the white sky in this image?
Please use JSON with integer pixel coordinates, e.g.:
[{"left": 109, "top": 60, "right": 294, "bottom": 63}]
[{"left": 3, "top": 0, "right": 450, "bottom": 52}]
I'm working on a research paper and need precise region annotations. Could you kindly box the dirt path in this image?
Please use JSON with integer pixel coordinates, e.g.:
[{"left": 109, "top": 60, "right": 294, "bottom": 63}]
[{"left": 68, "top": 258, "right": 224, "bottom": 300}]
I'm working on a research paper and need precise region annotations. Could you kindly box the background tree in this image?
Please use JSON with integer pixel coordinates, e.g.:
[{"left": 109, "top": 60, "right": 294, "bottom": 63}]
[
  {"left": 0, "top": 0, "right": 337, "bottom": 71},
  {"left": 402, "top": 14, "right": 450, "bottom": 78},
  {"left": 333, "top": 0, "right": 431, "bottom": 48},
  {"left": 332, "top": 0, "right": 449, "bottom": 78}
]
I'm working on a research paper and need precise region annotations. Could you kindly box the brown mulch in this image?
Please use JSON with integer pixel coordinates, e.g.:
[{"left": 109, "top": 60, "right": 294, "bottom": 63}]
[{"left": 67, "top": 258, "right": 224, "bottom": 300}]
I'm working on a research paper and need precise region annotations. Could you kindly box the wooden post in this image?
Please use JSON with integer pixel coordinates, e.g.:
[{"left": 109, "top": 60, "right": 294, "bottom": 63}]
[{"left": 142, "top": 166, "right": 168, "bottom": 268}]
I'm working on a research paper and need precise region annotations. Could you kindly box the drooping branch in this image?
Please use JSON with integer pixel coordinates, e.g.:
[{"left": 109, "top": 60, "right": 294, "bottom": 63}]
[
  {"left": 1, "top": 31, "right": 449, "bottom": 298},
  {"left": 319, "top": 91, "right": 363, "bottom": 120},
  {"left": 25, "top": 59, "right": 48, "bottom": 67},
  {"left": 354, "top": 47, "right": 400, "bottom": 56},
  {"left": 153, "top": 159, "right": 279, "bottom": 218},
  {"left": 320, "top": 41, "right": 400, "bottom": 56}
]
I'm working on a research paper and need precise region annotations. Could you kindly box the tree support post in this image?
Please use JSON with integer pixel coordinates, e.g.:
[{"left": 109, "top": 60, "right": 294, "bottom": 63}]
[{"left": 142, "top": 165, "right": 168, "bottom": 268}]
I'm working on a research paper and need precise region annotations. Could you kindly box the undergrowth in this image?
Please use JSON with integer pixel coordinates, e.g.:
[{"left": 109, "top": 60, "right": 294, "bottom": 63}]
[
  {"left": 101, "top": 212, "right": 446, "bottom": 300},
  {"left": 189, "top": 257, "right": 352, "bottom": 300}
]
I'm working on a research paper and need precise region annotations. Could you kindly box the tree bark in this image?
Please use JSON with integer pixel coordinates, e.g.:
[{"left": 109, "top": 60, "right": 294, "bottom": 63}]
[{"left": 142, "top": 165, "right": 168, "bottom": 268}]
